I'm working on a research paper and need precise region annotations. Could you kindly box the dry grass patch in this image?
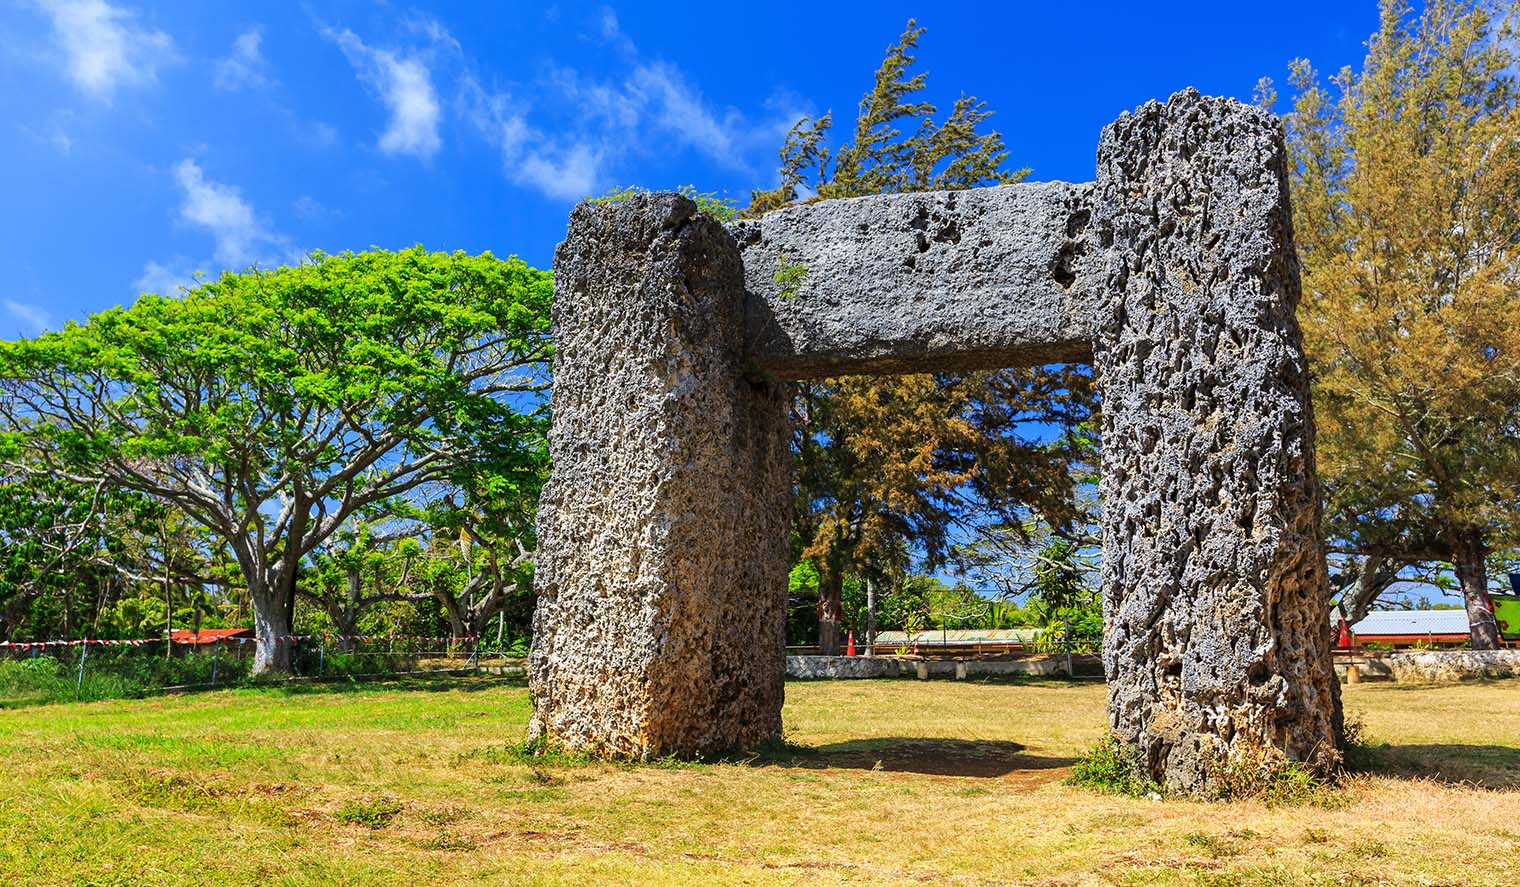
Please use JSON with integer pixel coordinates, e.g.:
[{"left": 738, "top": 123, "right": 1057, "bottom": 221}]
[{"left": 0, "top": 676, "right": 1513, "bottom": 885}]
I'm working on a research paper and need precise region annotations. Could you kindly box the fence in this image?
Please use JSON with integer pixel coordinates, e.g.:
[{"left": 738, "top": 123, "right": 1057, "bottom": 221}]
[{"left": 0, "top": 633, "right": 526, "bottom": 705}]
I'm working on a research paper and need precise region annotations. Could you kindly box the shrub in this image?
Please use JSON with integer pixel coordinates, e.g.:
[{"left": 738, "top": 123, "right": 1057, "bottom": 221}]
[
  {"left": 1066, "top": 734, "right": 1161, "bottom": 797},
  {"left": 334, "top": 797, "right": 402, "bottom": 829}
]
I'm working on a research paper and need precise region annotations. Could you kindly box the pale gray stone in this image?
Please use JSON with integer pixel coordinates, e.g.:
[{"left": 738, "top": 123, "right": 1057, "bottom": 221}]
[
  {"left": 1092, "top": 89, "right": 1340, "bottom": 793},
  {"left": 1388, "top": 650, "right": 1520, "bottom": 682},
  {"left": 528, "top": 192, "right": 793, "bottom": 759},
  {"left": 530, "top": 89, "right": 1340, "bottom": 794},
  {"left": 732, "top": 181, "right": 1098, "bottom": 380}
]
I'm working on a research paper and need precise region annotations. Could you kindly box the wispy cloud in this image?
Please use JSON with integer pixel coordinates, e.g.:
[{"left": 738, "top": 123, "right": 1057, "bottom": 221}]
[
  {"left": 136, "top": 160, "right": 299, "bottom": 296},
  {"left": 173, "top": 159, "right": 290, "bottom": 267},
  {"left": 462, "top": 82, "right": 601, "bottom": 201},
  {"left": 17, "top": 110, "right": 79, "bottom": 156},
  {"left": 30, "top": 0, "right": 176, "bottom": 101},
  {"left": 134, "top": 259, "right": 201, "bottom": 298},
  {"left": 461, "top": 6, "right": 804, "bottom": 202},
  {"left": 4, "top": 301, "right": 53, "bottom": 337},
  {"left": 213, "top": 27, "right": 271, "bottom": 92},
  {"left": 323, "top": 26, "right": 443, "bottom": 161}
]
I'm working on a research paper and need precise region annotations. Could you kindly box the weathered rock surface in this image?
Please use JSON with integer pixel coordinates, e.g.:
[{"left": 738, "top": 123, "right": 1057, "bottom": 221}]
[
  {"left": 733, "top": 182, "right": 1098, "bottom": 379},
  {"left": 528, "top": 192, "right": 793, "bottom": 758},
  {"left": 530, "top": 90, "right": 1342, "bottom": 789},
  {"left": 1092, "top": 89, "right": 1341, "bottom": 792}
]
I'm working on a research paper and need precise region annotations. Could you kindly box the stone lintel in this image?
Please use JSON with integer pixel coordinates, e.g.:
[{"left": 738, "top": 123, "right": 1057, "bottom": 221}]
[{"left": 732, "top": 181, "right": 1099, "bottom": 380}]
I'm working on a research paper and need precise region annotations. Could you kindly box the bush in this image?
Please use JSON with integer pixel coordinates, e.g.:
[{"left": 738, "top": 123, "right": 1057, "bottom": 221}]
[
  {"left": 334, "top": 797, "right": 402, "bottom": 829},
  {"left": 1066, "top": 734, "right": 1161, "bottom": 797}
]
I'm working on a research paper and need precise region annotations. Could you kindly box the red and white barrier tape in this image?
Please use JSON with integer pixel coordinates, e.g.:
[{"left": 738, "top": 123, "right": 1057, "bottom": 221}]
[{"left": 0, "top": 633, "right": 483, "bottom": 650}]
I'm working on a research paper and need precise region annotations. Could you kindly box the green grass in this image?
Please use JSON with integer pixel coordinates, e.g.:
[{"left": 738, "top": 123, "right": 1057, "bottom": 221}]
[{"left": 0, "top": 676, "right": 1515, "bottom": 886}]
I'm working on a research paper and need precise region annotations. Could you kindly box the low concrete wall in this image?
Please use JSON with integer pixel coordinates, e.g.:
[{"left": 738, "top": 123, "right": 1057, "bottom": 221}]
[
  {"left": 785, "top": 655, "right": 1101, "bottom": 680},
  {"left": 1333, "top": 658, "right": 1394, "bottom": 682},
  {"left": 1386, "top": 650, "right": 1520, "bottom": 683},
  {"left": 786, "top": 655, "right": 912, "bottom": 679}
]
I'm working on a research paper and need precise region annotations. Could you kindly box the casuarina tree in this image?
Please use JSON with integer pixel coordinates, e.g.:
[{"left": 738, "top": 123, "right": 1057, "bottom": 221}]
[{"left": 1276, "top": 0, "right": 1520, "bottom": 646}]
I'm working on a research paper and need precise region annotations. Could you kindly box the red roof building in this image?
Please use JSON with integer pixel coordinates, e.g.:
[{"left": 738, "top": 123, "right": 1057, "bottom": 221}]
[{"left": 168, "top": 628, "right": 254, "bottom": 646}]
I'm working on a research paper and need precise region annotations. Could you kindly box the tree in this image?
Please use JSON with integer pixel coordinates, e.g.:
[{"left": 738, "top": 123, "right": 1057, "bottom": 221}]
[
  {"left": 0, "top": 248, "right": 552, "bottom": 672},
  {"left": 749, "top": 21, "right": 1096, "bottom": 654},
  {"left": 0, "top": 466, "right": 114, "bottom": 641},
  {"left": 302, "top": 515, "right": 426, "bottom": 650},
  {"left": 1277, "top": 0, "right": 1520, "bottom": 647}
]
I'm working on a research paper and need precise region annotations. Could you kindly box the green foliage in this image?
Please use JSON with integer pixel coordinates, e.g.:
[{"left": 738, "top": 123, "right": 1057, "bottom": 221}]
[
  {"left": 1279, "top": 0, "right": 1520, "bottom": 642},
  {"left": 772, "top": 253, "right": 810, "bottom": 300},
  {"left": 1069, "top": 734, "right": 1332, "bottom": 804},
  {"left": 1208, "top": 758, "right": 1331, "bottom": 806},
  {"left": 1066, "top": 735, "right": 1160, "bottom": 797},
  {"left": 0, "top": 247, "right": 552, "bottom": 672},
  {"left": 586, "top": 184, "right": 738, "bottom": 222},
  {"left": 333, "top": 797, "right": 402, "bottom": 828},
  {"left": 751, "top": 20, "right": 1093, "bottom": 653},
  {"left": 746, "top": 20, "right": 1026, "bottom": 214},
  {"left": 0, "top": 648, "right": 254, "bottom": 706}
]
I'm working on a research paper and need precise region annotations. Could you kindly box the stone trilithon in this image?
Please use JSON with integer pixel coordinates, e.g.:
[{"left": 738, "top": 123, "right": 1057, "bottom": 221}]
[{"left": 528, "top": 88, "right": 1342, "bottom": 793}]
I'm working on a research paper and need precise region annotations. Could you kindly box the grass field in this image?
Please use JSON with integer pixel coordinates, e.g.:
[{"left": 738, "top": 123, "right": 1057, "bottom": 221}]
[{"left": 0, "top": 676, "right": 1516, "bottom": 887}]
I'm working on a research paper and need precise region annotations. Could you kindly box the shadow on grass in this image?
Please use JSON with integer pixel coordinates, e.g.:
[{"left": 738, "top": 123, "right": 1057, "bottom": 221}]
[
  {"left": 741, "top": 737, "right": 1078, "bottom": 778},
  {"left": 1351, "top": 742, "right": 1520, "bottom": 790},
  {"left": 1349, "top": 676, "right": 1520, "bottom": 692},
  {"left": 244, "top": 672, "right": 529, "bottom": 698}
]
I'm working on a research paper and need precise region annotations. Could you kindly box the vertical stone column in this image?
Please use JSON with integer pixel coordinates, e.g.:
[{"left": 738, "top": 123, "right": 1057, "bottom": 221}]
[
  {"left": 529, "top": 192, "right": 793, "bottom": 759},
  {"left": 1092, "top": 90, "right": 1341, "bottom": 793}
]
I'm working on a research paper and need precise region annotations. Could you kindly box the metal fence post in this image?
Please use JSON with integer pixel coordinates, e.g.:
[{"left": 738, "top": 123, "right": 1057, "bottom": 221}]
[
  {"left": 75, "top": 644, "right": 88, "bottom": 695},
  {"left": 211, "top": 639, "right": 220, "bottom": 686},
  {"left": 319, "top": 641, "right": 325, "bottom": 677}
]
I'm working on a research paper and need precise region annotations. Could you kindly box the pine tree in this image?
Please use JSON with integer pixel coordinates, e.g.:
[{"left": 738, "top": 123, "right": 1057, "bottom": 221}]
[
  {"left": 1278, "top": 0, "right": 1520, "bottom": 646},
  {"left": 749, "top": 22, "right": 1094, "bottom": 653}
]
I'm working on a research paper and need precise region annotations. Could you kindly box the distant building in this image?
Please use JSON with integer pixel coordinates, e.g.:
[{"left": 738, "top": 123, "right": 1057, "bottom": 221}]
[
  {"left": 1342, "top": 610, "right": 1470, "bottom": 649},
  {"left": 168, "top": 628, "right": 254, "bottom": 651},
  {"left": 869, "top": 628, "right": 1042, "bottom": 655}
]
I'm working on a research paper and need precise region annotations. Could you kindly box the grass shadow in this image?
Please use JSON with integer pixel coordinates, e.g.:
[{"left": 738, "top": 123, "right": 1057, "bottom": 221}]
[
  {"left": 260, "top": 673, "right": 528, "bottom": 698},
  {"left": 741, "top": 737, "right": 1078, "bottom": 778},
  {"left": 1350, "top": 742, "right": 1520, "bottom": 790}
]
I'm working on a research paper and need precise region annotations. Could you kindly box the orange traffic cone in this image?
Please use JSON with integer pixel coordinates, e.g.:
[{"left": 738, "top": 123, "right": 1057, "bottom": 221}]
[{"left": 846, "top": 631, "right": 856, "bottom": 656}]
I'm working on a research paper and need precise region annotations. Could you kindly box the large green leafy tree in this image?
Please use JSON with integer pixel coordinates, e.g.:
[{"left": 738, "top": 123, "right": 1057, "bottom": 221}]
[
  {"left": 0, "top": 467, "right": 118, "bottom": 640},
  {"left": 1277, "top": 0, "right": 1520, "bottom": 646},
  {"left": 0, "top": 248, "right": 552, "bottom": 672},
  {"left": 749, "top": 22, "right": 1095, "bottom": 653}
]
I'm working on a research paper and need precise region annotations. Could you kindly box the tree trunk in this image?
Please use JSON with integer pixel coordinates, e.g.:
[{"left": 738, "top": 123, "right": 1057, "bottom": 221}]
[
  {"left": 1451, "top": 529, "right": 1499, "bottom": 650},
  {"left": 251, "top": 580, "right": 294, "bottom": 674},
  {"left": 1339, "top": 554, "right": 1399, "bottom": 626},
  {"left": 817, "top": 565, "right": 843, "bottom": 656},
  {"left": 864, "top": 575, "right": 877, "bottom": 656}
]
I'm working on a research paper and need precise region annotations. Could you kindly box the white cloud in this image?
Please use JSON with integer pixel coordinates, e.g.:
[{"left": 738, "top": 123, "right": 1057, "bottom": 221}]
[
  {"left": 292, "top": 194, "right": 340, "bottom": 222},
  {"left": 134, "top": 258, "right": 201, "bottom": 297},
  {"left": 4, "top": 300, "right": 53, "bottom": 337},
  {"left": 323, "top": 27, "right": 442, "bottom": 161},
  {"left": 214, "top": 27, "right": 270, "bottom": 92},
  {"left": 628, "top": 62, "right": 738, "bottom": 160},
  {"left": 174, "top": 159, "right": 274, "bottom": 267},
  {"left": 294, "top": 120, "right": 339, "bottom": 150},
  {"left": 17, "top": 113, "right": 77, "bottom": 156},
  {"left": 463, "top": 80, "right": 600, "bottom": 201},
  {"left": 460, "top": 7, "right": 799, "bottom": 202},
  {"left": 137, "top": 160, "right": 300, "bottom": 296},
  {"left": 31, "top": 0, "right": 176, "bottom": 101},
  {"left": 598, "top": 6, "right": 635, "bottom": 59}
]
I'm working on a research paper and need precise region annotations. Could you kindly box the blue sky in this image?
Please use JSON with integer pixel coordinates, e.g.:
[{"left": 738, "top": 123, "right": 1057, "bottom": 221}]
[{"left": 0, "top": 1, "right": 1381, "bottom": 337}]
